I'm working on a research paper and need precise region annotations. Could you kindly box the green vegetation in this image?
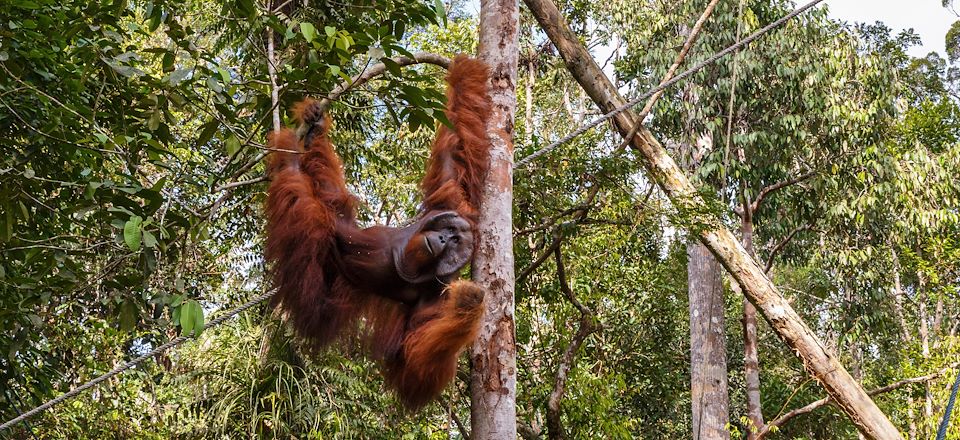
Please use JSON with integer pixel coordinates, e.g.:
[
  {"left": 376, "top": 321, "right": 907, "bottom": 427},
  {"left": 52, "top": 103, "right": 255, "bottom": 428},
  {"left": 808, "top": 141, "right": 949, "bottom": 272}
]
[{"left": 1, "top": 0, "right": 959, "bottom": 438}]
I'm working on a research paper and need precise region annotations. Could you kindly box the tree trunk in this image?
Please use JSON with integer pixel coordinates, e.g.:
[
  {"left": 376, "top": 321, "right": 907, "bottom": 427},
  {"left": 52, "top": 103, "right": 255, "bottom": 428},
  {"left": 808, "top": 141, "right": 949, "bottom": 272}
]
[
  {"left": 891, "top": 250, "right": 916, "bottom": 440},
  {"left": 523, "top": 0, "right": 902, "bottom": 437},
  {"left": 741, "top": 216, "right": 764, "bottom": 438},
  {"left": 688, "top": 241, "right": 730, "bottom": 440},
  {"left": 680, "top": 79, "right": 730, "bottom": 440},
  {"left": 918, "top": 271, "right": 932, "bottom": 424},
  {"left": 470, "top": 1, "right": 520, "bottom": 438},
  {"left": 265, "top": 0, "right": 280, "bottom": 132},
  {"left": 524, "top": 49, "right": 535, "bottom": 146}
]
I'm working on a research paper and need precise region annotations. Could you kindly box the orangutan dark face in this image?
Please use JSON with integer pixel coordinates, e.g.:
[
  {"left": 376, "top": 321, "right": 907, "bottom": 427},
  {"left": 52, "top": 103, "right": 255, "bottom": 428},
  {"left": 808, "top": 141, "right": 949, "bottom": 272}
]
[{"left": 393, "top": 211, "right": 474, "bottom": 283}]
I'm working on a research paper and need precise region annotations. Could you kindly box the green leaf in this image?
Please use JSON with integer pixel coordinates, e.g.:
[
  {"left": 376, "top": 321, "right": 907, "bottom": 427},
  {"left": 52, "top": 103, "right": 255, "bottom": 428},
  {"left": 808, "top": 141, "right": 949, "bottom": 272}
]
[
  {"left": 196, "top": 120, "right": 219, "bottom": 148},
  {"left": 234, "top": 0, "right": 256, "bottom": 18},
  {"left": 328, "top": 64, "right": 341, "bottom": 78},
  {"left": 119, "top": 300, "right": 137, "bottom": 332},
  {"left": 124, "top": 216, "right": 143, "bottom": 251},
  {"left": 382, "top": 57, "right": 402, "bottom": 76},
  {"left": 434, "top": 0, "right": 447, "bottom": 25},
  {"left": 148, "top": 110, "right": 161, "bottom": 131},
  {"left": 218, "top": 67, "right": 230, "bottom": 84},
  {"left": 143, "top": 230, "right": 158, "bottom": 248},
  {"left": 162, "top": 52, "right": 174, "bottom": 72},
  {"left": 225, "top": 134, "right": 241, "bottom": 156},
  {"left": 179, "top": 300, "right": 204, "bottom": 337},
  {"left": 324, "top": 26, "right": 336, "bottom": 37},
  {"left": 180, "top": 302, "right": 195, "bottom": 335},
  {"left": 300, "top": 22, "right": 317, "bottom": 43}
]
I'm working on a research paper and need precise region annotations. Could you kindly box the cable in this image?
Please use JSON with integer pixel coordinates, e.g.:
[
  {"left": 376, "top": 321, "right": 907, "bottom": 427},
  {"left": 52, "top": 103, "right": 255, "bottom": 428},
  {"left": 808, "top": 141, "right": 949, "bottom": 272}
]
[
  {"left": 514, "top": 0, "right": 827, "bottom": 169},
  {"left": 936, "top": 367, "right": 960, "bottom": 440},
  {"left": 0, "top": 290, "right": 276, "bottom": 433}
]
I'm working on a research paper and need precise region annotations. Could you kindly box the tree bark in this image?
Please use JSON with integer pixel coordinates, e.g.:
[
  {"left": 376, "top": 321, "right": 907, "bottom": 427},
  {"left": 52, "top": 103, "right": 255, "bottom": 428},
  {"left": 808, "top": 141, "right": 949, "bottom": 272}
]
[
  {"left": 741, "top": 216, "right": 764, "bottom": 438},
  {"left": 688, "top": 241, "right": 730, "bottom": 440},
  {"left": 265, "top": 0, "right": 280, "bottom": 132},
  {"left": 918, "top": 271, "right": 932, "bottom": 424},
  {"left": 522, "top": 0, "right": 902, "bottom": 437},
  {"left": 891, "top": 249, "right": 917, "bottom": 440},
  {"left": 470, "top": 1, "right": 520, "bottom": 438}
]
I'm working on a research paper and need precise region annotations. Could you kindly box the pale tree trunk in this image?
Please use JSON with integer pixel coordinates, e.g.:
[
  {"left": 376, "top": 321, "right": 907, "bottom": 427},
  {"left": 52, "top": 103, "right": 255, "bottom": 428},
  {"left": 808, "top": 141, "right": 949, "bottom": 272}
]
[
  {"left": 918, "top": 271, "right": 932, "bottom": 426},
  {"left": 852, "top": 343, "right": 867, "bottom": 440},
  {"left": 523, "top": 0, "right": 902, "bottom": 437},
  {"left": 688, "top": 241, "right": 730, "bottom": 440},
  {"left": 891, "top": 250, "right": 916, "bottom": 440},
  {"left": 265, "top": 0, "right": 280, "bottom": 132},
  {"left": 471, "top": 0, "right": 520, "bottom": 438},
  {"left": 524, "top": 49, "right": 535, "bottom": 146},
  {"left": 741, "top": 215, "right": 764, "bottom": 438}
]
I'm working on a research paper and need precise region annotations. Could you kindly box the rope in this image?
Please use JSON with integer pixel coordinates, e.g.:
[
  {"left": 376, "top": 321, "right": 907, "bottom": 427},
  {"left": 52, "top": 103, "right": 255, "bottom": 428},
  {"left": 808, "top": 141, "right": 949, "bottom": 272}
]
[
  {"left": 937, "top": 367, "right": 960, "bottom": 440},
  {"left": 0, "top": 290, "right": 276, "bottom": 432},
  {"left": 514, "top": 0, "right": 827, "bottom": 169}
]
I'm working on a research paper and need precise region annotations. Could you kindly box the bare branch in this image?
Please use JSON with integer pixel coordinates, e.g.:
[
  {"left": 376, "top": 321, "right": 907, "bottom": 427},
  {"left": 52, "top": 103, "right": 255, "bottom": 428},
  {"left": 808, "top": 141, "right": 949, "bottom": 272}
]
[
  {"left": 547, "top": 247, "right": 600, "bottom": 440},
  {"left": 516, "top": 236, "right": 562, "bottom": 285},
  {"left": 763, "top": 222, "right": 814, "bottom": 273},
  {"left": 750, "top": 170, "right": 816, "bottom": 213},
  {"left": 214, "top": 176, "right": 268, "bottom": 192}
]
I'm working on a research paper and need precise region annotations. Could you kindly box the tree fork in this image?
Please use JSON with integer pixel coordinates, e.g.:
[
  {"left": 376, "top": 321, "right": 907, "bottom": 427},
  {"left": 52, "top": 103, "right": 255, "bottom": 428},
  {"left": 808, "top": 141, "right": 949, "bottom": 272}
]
[{"left": 521, "top": 0, "right": 902, "bottom": 438}]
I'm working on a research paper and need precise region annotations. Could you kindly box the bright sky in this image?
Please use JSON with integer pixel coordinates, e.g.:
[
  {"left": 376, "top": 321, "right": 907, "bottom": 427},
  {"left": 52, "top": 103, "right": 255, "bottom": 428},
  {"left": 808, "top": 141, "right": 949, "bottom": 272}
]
[
  {"left": 463, "top": 0, "right": 955, "bottom": 58},
  {"left": 825, "top": 0, "right": 956, "bottom": 58}
]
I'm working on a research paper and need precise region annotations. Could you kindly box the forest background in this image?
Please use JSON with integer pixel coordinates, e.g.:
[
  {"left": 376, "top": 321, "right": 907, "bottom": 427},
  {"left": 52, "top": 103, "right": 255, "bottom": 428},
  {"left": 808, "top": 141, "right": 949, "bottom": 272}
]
[{"left": 1, "top": 0, "right": 960, "bottom": 438}]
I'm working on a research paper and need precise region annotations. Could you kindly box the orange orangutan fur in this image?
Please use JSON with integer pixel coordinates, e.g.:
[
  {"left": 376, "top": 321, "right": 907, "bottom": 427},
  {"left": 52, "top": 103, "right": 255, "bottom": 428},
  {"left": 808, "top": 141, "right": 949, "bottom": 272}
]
[{"left": 264, "top": 55, "right": 491, "bottom": 410}]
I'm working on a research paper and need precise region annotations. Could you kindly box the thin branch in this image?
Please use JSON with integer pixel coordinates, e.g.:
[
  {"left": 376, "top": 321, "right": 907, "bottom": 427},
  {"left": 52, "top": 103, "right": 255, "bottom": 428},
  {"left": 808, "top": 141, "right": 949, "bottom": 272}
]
[
  {"left": 517, "top": 236, "right": 562, "bottom": 285},
  {"left": 518, "top": 0, "right": 720, "bottom": 167},
  {"left": 303, "top": 52, "right": 451, "bottom": 122},
  {"left": 546, "top": 247, "right": 599, "bottom": 440},
  {"left": 750, "top": 170, "right": 816, "bottom": 213},
  {"left": 611, "top": 0, "right": 721, "bottom": 156},
  {"left": 0, "top": 98, "right": 122, "bottom": 155},
  {"left": 758, "top": 362, "right": 960, "bottom": 439},
  {"left": 450, "top": 403, "right": 470, "bottom": 439},
  {"left": 763, "top": 222, "right": 813, "bottom": 273},
  {"left": 213, "top": 176, "right": 268, "bottom": 192}
]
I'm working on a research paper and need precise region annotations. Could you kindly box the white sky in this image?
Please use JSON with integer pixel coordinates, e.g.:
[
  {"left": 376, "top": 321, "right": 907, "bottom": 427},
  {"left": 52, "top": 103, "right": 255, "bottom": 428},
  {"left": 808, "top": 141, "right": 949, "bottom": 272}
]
[
  {"left": 825, "top": 0, "right": 956, "bottom": 58},
  {"left": 463, "top": 0, "right": 956, "bottom": 58}
]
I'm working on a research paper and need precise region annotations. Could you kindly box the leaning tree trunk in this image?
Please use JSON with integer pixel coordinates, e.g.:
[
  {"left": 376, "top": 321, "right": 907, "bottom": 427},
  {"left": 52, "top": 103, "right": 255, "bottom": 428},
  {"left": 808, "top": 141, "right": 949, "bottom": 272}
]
[
  {"left": 523, "top": 0, "right": 902, "bottom": 437},
  {"left": 688, "top": 241, "right": 730, "bottom": 439},
  {"left": 471, "top": 0, "right": 520, "bottom": 438}
]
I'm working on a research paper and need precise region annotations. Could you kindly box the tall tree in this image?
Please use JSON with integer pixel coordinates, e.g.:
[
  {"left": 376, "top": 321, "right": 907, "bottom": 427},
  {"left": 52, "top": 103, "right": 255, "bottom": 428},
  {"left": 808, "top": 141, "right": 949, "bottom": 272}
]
[{"left": 471, "top": 0, "right": 521, "bottom": 437}]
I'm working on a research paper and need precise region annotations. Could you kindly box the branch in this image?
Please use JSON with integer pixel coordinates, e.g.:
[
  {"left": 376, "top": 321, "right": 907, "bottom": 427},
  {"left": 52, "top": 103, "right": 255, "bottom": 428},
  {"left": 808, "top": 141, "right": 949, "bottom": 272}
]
[
  {"left": 758, "top": 362, "right": 960, "bottom": 439},
  {"left": 439, "top": 397, "right": 470, "bottom": 440},
  {"left": 213, "top": 176, "right": 268, "bottom": 192},
  {"left": 517, "top": 0, "right": 720, "bottom": 167},
  {"left": 516, "top": 236, "right": 562, "bottom": 285},
  {"left": 763, "top": 222, "right": 814, "bottom": 273},
  {"left": 546, "top": 248, "right": 600, "bottom": 440},
  {"left": 750, "top": 170, "right": 816, "bottom": 213},
  {"left": 305, "top": 52, "right": 451, "bottom": 118}
]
